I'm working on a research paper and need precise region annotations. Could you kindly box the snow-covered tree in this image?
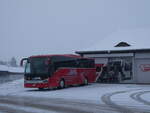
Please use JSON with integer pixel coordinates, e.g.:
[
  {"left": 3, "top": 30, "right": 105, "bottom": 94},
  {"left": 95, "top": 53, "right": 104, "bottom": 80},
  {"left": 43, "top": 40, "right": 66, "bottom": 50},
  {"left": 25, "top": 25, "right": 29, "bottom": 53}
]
[
  {"left": 10, "top": 57, "right": 17, "bottom": 67},
  {"left": 0, "top": 60, "right": 7, "bottom": 65}
]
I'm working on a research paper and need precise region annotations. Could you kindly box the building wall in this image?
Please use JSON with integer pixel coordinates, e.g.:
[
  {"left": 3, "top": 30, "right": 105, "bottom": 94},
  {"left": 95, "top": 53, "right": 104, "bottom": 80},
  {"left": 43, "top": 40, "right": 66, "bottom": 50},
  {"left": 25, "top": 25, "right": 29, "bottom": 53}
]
[
  {"left": 79, "top": 51, "right": 150, "bottom": 83},
  {"left": 83, "top": 52, "right": 150, "bottom": 83},
  {"left": 134, "top": 53, "right": 150, "bottom": 83},
  {"left": 94, "top": 58, "right": 108, "bottom": 65},
  {"left": 83, "top": 53, "right": 134, "bottom": 83}
]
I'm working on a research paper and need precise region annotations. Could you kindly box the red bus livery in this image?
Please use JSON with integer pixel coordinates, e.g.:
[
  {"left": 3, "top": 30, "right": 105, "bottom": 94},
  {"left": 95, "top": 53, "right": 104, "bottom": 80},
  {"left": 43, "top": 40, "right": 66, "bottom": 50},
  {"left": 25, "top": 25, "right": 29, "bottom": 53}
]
[{"left": 21, "top": 54, "right": 96, "bottom": 90}]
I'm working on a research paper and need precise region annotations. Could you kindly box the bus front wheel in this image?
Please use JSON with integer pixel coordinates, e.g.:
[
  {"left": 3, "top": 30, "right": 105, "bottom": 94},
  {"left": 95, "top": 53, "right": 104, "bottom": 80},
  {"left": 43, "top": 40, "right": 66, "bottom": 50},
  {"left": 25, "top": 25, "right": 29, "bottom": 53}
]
[{"left": 38, "top": 88, "right": 44, "bottom": 90}]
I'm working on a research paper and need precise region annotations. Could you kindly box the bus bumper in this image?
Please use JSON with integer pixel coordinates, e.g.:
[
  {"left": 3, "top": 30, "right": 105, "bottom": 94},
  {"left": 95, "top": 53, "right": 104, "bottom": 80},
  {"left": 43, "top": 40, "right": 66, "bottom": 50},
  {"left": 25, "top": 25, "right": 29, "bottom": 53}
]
[{"left": 24, "top": 83, "right": 49, "bottom": 88}]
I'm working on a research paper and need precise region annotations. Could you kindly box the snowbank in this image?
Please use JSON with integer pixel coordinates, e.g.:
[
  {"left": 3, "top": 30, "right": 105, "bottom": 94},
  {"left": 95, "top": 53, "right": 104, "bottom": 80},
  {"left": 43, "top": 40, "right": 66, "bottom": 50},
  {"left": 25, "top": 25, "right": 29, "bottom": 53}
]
[
  {"left": 0, "top": 65, "right": 8, "bottom": 72},
  {"left": 8, "top": 67, "right": 24, "bottom": 73},
  {"left": 0, "top": 65, "right": 24, "bottom": 73}
]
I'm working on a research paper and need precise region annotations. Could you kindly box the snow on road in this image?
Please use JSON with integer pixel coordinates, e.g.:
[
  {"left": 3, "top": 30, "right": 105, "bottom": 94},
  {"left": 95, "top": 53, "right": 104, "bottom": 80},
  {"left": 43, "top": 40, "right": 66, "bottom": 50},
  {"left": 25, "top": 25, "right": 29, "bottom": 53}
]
[
  {"left": 0, "top": 102, "right": 58, "bottom": 113},
  {"left": 0, "top": 79, "right": 149, "bottom": 104},
  {"left": 141, "top": 92, "right": 150, "bottom": 103},
  {"left": 0, "top": 79, "right": 150, "bottom": 113},
  {"left": 0, "top": 79, "right": 136, "bottom": 103}
]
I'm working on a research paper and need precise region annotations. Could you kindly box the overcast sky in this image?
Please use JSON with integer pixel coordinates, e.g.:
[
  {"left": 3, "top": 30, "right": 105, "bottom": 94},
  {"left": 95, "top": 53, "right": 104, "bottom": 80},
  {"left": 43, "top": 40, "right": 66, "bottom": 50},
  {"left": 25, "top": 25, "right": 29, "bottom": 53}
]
[{"left": 0, "top": 0, "right": 150, "bottom": 62}]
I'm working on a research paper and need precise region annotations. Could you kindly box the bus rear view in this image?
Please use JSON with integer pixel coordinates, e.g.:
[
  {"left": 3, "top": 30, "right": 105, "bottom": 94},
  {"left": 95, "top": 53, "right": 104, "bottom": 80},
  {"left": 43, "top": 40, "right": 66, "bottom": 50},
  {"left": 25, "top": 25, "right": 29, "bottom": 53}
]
[{"left": 21, "top": 54, "right": 96, "bottom": 90}]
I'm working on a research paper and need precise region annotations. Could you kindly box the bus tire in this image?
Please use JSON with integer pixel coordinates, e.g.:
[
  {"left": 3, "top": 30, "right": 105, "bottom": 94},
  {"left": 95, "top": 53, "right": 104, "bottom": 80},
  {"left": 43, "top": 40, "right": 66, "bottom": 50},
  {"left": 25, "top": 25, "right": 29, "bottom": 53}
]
[
  {"left": 38, "top": 88, "right": 44, "bottom": 90},
  {"left": 59, "top": 79, "right": 65, "bottom": 89},
  {"left": 84, "top": 78, "right": 88, "bottom": 85}
]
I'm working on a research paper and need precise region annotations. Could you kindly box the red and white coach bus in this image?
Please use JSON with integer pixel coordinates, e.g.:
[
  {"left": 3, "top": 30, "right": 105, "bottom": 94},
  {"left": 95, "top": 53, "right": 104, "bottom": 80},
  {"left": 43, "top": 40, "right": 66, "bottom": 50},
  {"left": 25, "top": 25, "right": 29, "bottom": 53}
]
[{"left": 20, "top": 54, "right": 96, "bottom": 90}]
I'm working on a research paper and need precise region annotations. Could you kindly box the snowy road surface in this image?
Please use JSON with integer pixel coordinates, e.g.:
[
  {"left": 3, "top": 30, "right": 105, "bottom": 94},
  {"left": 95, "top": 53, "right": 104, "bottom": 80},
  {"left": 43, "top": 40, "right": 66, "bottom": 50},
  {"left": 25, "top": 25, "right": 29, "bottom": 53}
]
[
  {"left": 0, "top": 79, "right": 150, "bottom": 113},
  {"left": 0, "top": 96, "right": 117, "bottom": 113}
]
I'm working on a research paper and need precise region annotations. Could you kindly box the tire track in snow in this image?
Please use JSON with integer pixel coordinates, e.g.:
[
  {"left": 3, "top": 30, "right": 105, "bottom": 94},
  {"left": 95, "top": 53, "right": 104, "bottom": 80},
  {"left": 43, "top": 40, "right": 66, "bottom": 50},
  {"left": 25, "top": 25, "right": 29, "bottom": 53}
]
[
  {"left": 130, "top": 91, "right": 150, "bottom": 106},
  {"left": 0, "top": 98, "right": 57, "bottom": 113},
  {"left": 0, "top": 96, "right": 117, "bottom": 113},
  {"left": 0, "top": 97, "right": 88, "bottom": 113},
  {"left": 0, "top": 105, "right": 32, "bottom": 113},
  {"left": 101, "top": 90, "right": 143, "bottom": 113}
]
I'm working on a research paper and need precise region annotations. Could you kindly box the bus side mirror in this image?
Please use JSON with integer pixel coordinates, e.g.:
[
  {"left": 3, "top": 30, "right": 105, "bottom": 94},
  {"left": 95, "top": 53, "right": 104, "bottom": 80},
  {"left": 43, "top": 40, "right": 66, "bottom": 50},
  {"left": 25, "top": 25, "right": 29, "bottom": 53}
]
[{"left": 20, "top": 58, "right": 28, "bottom": 67}]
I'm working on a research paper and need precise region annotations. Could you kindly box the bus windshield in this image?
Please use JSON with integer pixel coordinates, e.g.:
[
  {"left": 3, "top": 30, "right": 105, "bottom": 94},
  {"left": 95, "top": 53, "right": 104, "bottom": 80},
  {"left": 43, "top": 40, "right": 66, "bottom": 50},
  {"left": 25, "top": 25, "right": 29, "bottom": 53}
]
[{"left": 25, "top": 57, "right": 49, "bottom": 75}]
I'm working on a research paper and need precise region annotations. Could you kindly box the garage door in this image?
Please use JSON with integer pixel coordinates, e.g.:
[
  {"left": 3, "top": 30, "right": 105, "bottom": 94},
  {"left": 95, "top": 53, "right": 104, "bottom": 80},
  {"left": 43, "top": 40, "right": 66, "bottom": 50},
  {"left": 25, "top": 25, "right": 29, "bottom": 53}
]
[{"left": 136, "top": 59, "right": 150, "bottom": 83}]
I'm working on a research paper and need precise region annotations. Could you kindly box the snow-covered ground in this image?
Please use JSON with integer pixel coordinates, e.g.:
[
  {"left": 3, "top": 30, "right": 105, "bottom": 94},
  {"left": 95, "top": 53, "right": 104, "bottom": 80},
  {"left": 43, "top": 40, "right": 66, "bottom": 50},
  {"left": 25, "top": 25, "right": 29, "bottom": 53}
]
[
  {"left": 0, "top": 65, "right": 8, "bottom": 72},
  {"left": 0, "top": 79, "right": 150, "bottom": 113},
  {"left": 8, "top": 66, "right": 24, "bottom": 73},
  {"left": 0, "top": 65, "right": 24, "bottom": 73}
]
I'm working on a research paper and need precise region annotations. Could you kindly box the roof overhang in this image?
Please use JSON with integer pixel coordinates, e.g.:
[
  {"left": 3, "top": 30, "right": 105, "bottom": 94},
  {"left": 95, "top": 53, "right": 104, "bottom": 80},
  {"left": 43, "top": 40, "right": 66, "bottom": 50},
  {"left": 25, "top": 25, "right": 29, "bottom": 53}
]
[{"left": 76, "top": 48, "right": 150, "bottom": 55}]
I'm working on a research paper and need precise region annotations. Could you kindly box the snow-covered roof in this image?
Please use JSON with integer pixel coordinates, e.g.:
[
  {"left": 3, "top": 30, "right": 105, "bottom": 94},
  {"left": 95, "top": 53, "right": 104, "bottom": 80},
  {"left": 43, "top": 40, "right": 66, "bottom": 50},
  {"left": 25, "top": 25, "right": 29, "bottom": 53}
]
[{"left": 76, "top": 28, "right": 150, "bottom": 54}]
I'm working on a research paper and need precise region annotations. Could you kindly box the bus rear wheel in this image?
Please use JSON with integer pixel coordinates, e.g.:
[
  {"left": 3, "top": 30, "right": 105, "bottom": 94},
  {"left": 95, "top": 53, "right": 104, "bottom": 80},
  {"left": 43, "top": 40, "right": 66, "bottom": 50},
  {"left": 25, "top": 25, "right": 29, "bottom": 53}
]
[
  {"left": 38, "top": 88, "right": 44, "bottom": 90},
  {"left": 84, "top": 78, "right": 88, "bottom": 85},
  {"left": 59, "top": 80, "right": 65, "bottom": 89}
]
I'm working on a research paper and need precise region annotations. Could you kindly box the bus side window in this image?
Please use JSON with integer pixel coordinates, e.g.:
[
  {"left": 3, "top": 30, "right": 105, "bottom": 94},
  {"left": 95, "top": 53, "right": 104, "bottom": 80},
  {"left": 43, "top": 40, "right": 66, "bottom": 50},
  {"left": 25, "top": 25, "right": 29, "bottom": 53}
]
[
  {"left": 53, "top": 60, "right": 77, "bottom": 71},
  {"left": 77, "top": 59, "right": 94, "bottom": 68}
]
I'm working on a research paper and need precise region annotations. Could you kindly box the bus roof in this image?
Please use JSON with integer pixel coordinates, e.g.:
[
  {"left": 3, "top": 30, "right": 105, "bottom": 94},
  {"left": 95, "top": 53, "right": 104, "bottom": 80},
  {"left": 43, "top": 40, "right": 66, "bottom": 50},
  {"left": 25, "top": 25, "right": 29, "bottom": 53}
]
[
  {"left": 29, "top": 54, "right": 82, "bottom": 59},
  {"left": 28, "top": 54, "right": 94, "bottom": 60}
]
